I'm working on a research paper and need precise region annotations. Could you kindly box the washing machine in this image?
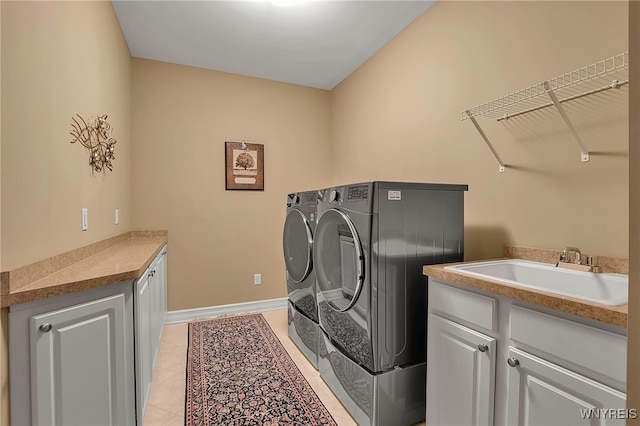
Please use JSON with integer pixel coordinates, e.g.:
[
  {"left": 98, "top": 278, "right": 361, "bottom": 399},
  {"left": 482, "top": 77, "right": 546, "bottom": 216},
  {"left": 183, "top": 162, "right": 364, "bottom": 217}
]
[
  {"left": 283, "top": 190, "right": 319, "bottom": 368},
  {"left": 313, "top": 181, "right": 468, "bottom": 426}
]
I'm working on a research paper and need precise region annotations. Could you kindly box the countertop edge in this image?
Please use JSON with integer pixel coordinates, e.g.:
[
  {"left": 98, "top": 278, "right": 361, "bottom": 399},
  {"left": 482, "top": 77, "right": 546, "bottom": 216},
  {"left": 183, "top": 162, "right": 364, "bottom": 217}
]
[
  {"left": 423, "top": 261, "right": 628, "bottom": 329},
  {"left": 1, "top": 234, "right": 167, "bottom": 308}
]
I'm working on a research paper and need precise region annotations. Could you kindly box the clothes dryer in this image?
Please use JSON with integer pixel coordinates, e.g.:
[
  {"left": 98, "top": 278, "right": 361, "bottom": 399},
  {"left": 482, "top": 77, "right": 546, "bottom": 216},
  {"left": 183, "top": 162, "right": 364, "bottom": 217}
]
[
  {"left": 283, "top": 190, "right": 319, "bottom": 368},
  {"left": 313, "top": 181, "right": 468, "bottom": 426}
]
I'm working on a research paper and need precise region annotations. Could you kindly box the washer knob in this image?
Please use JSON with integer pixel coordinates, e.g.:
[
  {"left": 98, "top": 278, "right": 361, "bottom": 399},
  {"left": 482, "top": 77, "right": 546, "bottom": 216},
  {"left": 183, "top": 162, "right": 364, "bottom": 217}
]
[
  {"left": 292, "top": 194, "right": 300, "bottom": 204},
  {"left": 329, "top": 189, "right": 340, "bottom": 203}
]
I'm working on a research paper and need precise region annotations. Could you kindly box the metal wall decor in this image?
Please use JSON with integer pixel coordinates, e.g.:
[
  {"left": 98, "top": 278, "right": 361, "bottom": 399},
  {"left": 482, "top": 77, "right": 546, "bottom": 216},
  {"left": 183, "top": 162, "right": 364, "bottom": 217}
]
[
  {"left": 225, "top": 140, "right": 264, "bottom": 190},
  {"left": 70, "top": 114, "right": 117, "bottom": 173}
]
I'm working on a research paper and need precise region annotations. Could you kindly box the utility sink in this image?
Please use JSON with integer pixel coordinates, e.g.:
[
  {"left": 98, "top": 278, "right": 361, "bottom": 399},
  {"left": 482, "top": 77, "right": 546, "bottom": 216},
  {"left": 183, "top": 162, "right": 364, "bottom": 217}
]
[{"left": 444, "top": 259, "right": 628, "bottom": 306}]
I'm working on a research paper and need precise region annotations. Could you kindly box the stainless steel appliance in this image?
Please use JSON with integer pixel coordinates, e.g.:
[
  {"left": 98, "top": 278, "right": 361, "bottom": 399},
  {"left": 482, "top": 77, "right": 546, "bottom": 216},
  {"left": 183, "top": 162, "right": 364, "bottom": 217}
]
[
  {"left": 313, "top": 181, "right": 468, "bottom": 425},
  {"left": 283, "top": 190, "right": 319, "bottom": 368}
]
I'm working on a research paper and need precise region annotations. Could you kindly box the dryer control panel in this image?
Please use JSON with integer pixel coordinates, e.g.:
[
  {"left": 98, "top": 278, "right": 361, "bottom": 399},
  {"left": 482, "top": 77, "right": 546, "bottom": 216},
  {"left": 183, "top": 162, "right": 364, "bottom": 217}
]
[
  {"left": 287, "top": 191, "right": 317, "bottom": 211},
  {"left": 347, "top": 185, "right": 369, "bottom": 201},
  {"left": 318, "top": 183, "right": 374, "bottom": 212}
]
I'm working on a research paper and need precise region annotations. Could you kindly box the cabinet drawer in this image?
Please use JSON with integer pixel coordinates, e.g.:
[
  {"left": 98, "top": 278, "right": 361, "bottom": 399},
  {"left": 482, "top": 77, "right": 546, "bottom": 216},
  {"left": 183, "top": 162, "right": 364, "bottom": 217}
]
[
  {"left": 430, "top": 280, "right": 497, "bottom": 332},
  {"left": 510, "top": 305, "right": 626, "bottom": 386}
]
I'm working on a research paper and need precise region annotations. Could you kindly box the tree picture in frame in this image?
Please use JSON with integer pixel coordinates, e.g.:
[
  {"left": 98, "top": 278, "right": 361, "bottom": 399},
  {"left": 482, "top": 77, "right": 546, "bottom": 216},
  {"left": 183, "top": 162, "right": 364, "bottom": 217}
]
[{"left": 225, "top": 141, "right": 264, "bottom": 190}]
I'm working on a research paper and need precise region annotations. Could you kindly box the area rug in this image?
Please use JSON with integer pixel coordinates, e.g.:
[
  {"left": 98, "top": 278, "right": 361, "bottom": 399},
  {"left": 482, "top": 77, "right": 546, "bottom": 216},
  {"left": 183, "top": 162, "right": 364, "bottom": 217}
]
[{"left": 185, "top": 313, "right": 337, "bottom": 426}]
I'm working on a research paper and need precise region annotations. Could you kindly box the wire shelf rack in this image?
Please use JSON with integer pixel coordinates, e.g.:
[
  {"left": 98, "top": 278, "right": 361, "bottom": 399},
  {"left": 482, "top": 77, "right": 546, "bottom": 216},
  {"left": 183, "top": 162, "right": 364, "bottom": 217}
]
[{"left": 461, "top": 52, "right": 629, "bottom": 172}]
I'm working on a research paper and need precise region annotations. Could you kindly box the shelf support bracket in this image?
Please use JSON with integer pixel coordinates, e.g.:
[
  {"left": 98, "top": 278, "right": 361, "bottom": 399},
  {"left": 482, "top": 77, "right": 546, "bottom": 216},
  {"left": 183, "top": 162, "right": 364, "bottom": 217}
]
[
  {"left": 543, "top": 81, "right": 590, "bottom": 162},
  {"left": 466, "top": 110, "right": 505, "bottom": 172}
]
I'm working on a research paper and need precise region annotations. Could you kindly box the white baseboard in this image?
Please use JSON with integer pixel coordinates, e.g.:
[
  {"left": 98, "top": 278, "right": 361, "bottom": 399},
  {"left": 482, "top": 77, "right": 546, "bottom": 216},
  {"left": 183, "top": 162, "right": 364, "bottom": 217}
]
[{"left": 165, "top": 297, "right": 288, "bottom": 324}]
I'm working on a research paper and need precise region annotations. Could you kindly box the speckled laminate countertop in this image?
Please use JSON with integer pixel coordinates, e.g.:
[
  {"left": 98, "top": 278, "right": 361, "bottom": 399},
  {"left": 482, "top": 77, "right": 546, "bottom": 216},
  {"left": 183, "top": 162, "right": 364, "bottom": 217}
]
[
  {"left": 1, "top": 231, "right": 167, "bottom": 308},
  {"left": 423, "top": 259, "right": 627, "bottom": 329}
]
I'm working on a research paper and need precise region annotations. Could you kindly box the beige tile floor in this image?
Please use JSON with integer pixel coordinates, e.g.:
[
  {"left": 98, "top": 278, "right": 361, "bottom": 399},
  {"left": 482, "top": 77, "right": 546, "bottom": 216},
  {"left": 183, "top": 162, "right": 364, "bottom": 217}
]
[
  {"left": 142, "top": 308, "right": 356, "bottom": 425},
  {"left": 143, "top": 308, "right": 426, "bottom": 426}
]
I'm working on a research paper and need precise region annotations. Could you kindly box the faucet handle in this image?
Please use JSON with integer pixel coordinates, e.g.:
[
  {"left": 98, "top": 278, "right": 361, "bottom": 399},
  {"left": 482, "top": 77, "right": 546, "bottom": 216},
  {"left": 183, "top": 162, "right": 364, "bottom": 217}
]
[
  {"left": 561, "top": 246, "right": 582, "bottom": 264},
  {"left": 586, "top": 256, "right": 602, "bottom": 273}
]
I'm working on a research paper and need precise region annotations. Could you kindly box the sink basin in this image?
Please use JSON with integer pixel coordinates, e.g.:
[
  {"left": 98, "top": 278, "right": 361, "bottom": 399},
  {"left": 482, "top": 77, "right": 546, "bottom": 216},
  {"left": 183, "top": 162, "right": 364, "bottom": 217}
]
[{"left": 444, "top": 259, "right": 628, "bottom": 306}]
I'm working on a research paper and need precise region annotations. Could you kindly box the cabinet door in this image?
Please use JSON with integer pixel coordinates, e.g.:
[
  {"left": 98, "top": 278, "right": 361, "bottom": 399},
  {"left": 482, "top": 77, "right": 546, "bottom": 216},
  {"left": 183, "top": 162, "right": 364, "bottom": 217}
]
[
  {"left": 151, "top": 251, "right": 167, "bottom": 360},
  {"left": 135, "top": 273, "right": 153, "bottom": 421},
  {"left": 427, "top": 315, "right": 496, "bottom": 426},
  {"left": 158, "top": 249, "right": 167, "bottom": 324},
  {"left": 135, "top": 248, "right": 167, "bottom": 425},
  {"left": 31, "top": 293, "right": 130, "bottom": 426},
  {"left": 506, "top": 347, "right": 627, "bottom": 426}
]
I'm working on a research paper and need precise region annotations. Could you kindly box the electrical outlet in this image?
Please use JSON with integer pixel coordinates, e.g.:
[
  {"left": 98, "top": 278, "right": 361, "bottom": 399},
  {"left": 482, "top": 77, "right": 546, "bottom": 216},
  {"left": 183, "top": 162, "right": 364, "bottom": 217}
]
[
  {"left": 254, "top": 274, "right": 262, "bottom": 285},
  {"left": 81, "top": 208, "right": 88, "bottom": 231},
  {"left": 115, "top": 208, "right": 119, "bottom": 225}
]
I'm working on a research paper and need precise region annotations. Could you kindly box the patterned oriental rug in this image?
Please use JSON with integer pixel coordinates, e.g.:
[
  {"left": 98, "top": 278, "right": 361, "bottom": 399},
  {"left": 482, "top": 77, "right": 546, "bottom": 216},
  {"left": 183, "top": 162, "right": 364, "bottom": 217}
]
[{"left": 185, "top": 313, "right": 337, "bottom": 426}]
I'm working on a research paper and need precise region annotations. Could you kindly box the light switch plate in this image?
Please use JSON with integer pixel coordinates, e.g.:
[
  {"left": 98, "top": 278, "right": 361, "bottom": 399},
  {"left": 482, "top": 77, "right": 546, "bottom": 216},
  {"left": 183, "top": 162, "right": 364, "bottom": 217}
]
[
  {"left": 81, "top": 208, "right": 88, "bottom": 231},
  {"left": 254, "top": 274, "right": 262, "bottom": 285}
]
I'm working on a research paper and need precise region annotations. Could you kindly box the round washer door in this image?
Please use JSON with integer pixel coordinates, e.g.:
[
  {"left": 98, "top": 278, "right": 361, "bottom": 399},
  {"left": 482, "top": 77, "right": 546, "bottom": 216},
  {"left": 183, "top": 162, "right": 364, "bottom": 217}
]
[
  {"left": 313, "top": 208, "right": 365, "bottom": 312},
  {"left": 283, "top": 209, "right": 313, "bottom": 283}
]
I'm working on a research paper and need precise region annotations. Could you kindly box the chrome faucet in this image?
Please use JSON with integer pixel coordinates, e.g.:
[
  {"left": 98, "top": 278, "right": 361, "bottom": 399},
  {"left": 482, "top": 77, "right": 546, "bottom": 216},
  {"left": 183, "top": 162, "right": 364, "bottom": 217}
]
[{"left": 557, "top": 246, "right": 601, "bottom": 273}]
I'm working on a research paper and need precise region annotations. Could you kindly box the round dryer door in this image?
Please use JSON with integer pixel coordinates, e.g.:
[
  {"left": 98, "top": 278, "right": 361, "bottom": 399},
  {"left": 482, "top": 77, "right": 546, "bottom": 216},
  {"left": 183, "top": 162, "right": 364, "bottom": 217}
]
[
  {"left": 313, "top": 208, "right": 364, "bottom": 312},
  {"left": 283, "top": 209, "right": 313, "bottom": 283}
]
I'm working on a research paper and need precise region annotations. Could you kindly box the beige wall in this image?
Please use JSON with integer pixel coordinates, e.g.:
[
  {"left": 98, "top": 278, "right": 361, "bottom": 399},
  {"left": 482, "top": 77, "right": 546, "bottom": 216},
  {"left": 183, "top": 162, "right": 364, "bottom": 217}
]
[
  {"left": 0, "top": 0, "right": 635, "bottom": 420},
  {"left": 627, "top": 0, "right": 639, "bottom": 419},
  {"left": 1, "top": 1, "right": 132, "bottom": 271},
  {"left": 0, "top": 0, "right": 4, "bottom": 422},
  {"left": 130, "top": 1, "right": 629, "bottom": 309},
  {"left": 331, "top": 1, "right": 629, "bottom": 260},
  {"left": 130, "top": 59, "right": 331, "bottom": 310},
  {"left": 1, "top": 2, "right": 131, "bottom": 423}
]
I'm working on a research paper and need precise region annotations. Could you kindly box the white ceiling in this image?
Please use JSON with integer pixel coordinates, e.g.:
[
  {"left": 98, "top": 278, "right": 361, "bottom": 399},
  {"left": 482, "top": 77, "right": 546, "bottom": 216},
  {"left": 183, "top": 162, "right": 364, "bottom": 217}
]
[{"left": 111, "top": 0, "right": 435, "bottom": 90}]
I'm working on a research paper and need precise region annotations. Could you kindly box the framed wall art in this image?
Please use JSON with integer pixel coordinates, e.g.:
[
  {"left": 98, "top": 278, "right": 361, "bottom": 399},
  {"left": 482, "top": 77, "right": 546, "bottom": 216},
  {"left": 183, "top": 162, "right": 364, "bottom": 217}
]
[{"left": 225, "top": 141, "right": 264, "bottom": 190}]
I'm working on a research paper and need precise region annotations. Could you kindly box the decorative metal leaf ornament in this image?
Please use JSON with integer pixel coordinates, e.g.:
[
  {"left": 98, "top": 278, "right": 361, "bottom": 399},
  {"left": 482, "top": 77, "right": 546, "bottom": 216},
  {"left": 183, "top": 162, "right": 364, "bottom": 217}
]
[{"left": 70, "top": 114, "right": 117, "bottom": 173}]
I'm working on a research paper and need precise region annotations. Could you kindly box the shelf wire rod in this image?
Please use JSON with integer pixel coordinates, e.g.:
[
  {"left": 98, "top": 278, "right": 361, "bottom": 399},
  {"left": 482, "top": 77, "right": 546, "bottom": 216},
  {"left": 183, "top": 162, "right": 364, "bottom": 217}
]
[
  {"left": 466, "top": 110, "right": 506, "bottom": 172},
  {"left": 498, "top": 79, "right": 628, "bottom": 121},
  {"left": 543, "top": 81, "right": 590, "bottom": 162},
  {"left": 463, "top": 52, "right": 628, "bottom": 121}
]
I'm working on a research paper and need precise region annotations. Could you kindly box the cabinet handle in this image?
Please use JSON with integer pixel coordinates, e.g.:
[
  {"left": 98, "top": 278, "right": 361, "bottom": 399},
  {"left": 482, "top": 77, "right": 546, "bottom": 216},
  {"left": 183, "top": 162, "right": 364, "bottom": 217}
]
[
  {"left": 39, "top": 323, "right": 53, "bottom": 333},
  {"left": 507, "top": 357, "right": 520, "bottom": 367},
  {"left": 477, "top": 343, "right": 489, "bottom": 352}
]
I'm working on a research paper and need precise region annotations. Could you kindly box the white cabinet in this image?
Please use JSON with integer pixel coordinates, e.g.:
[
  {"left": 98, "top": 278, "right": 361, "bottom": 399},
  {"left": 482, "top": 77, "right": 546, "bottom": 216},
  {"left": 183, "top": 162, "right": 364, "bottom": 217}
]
[
  {"left": 9, "top": 245, "right": 168, "bottom": 426},
  {"left": 135, "top": 271, "right": 153, "bottom": 419},
  {"left": 9, "top": 281, "right": 136, "bottom": 426},
  {"left": 506, "top": 304, "right": 627, "bottom": 426},
  {"left": 427, "top": 278, "right": 627, "bottom": 426},
  {"left": 151, "top": 247, "right": 167, "bottom": 356},
  {"left": 135, "top": 245, "right": 168, "bottom": 424},
  {"left": 506, "top": 347, "right": 626, "bottom": 426},
  {"left": 427, "top": 315, "right": 496, "bottom": 426}
]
